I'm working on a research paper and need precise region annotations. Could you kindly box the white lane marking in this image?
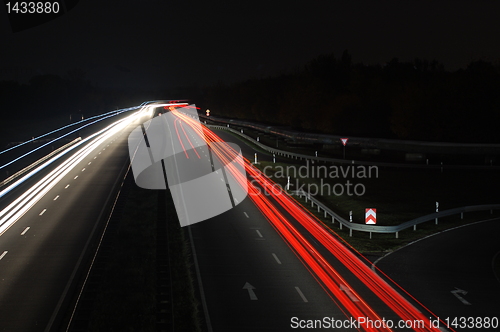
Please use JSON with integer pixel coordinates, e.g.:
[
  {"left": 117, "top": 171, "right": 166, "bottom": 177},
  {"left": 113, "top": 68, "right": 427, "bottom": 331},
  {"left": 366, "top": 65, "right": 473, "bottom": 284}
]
[
  {"left": 340, "top": 284, "right": 359, "bottom": 302},
  {"left": 39, "top": 209, "right": 47, "bottom": 216},
  {"left": 272, "top": 253, "right": 282, "bottom": 264},
  {"left": 0, "top": 251, "right": 7, "bottom": 260},
  {"left": 94, "top": 156, "right": 97, "bottom": 159},
  {"left": 53, "top": 195, "right": 59, "bottom": 201},
  {"left": 65, "top": 184, "right": 70, "bottom": 189},
  {"left": 255, "top": 230, "right": 263, "bottom": 238},
  {"left": 99, "top": 152, "right": 101, "bottom": 154},
  {"left": 295, "top": 287, "right": 308, "bottom": 302},
  {"left": 88, "top": 162, "right": 92, "bottom": 165},
  {"left": 81, "top": 168, "right": 86, "bottom": 172},
  {"left": 74, "top": 175, "right": 78, "bottom": 180},
  {"left": 21, "top": 227, "right": 30, "bottom": 235},
  {"left": 244, "top": 212, "right": 249, "bottom": 218}
]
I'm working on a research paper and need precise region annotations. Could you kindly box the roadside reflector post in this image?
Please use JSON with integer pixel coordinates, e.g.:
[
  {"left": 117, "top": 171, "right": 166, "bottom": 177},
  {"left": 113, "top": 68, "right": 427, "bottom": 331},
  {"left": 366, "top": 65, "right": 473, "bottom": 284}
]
[
  {"left": 257, "top": 137, "right": 259, "bottom": 142},
  {"left": 349, "top": 211, "right": 352, "bottom": 222},
  {"left": 435, "top": 202, "right": 439, "bottom": 225},
  {"left": 273, "top": 154, "right": 275, "bottom": 163}
]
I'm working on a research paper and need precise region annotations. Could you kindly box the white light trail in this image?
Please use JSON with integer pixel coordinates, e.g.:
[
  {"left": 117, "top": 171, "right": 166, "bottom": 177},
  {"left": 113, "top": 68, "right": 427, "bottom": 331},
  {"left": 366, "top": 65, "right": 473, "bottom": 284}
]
[{"left": 0, "top": 109, "right": 145, "bottom": 236}]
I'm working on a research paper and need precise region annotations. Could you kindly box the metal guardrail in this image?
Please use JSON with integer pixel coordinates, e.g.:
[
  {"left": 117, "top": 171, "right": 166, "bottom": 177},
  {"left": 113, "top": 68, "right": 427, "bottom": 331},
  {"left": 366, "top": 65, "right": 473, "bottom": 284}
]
[
  {"left": 201, "top": 115, "right": 500, "bottom": 154},
  {"left": 0, "top": 137, "right": 81, "bottom": 187},
  {"left": 206, "top": 124, "right": 500, "bottom": 238},
  {"left": 294, "top": 189, "right": 500, "bottom": 238},
  {"left": 206, "top": 124, "right": 500, "bottom": 169}
]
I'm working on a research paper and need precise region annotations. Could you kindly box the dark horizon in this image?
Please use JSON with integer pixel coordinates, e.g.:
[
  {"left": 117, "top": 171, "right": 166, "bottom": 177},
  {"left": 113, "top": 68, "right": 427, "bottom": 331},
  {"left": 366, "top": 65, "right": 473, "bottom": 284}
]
[{"left": 2, "top": 0, "right": 500, "bottom": 90}]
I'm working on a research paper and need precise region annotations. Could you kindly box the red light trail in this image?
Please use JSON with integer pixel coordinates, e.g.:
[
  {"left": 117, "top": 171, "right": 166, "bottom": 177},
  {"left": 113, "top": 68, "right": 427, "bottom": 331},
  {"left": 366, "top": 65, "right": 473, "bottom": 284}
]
[{"left": 170, "top": 108, "right": 450, "bottom": 332}]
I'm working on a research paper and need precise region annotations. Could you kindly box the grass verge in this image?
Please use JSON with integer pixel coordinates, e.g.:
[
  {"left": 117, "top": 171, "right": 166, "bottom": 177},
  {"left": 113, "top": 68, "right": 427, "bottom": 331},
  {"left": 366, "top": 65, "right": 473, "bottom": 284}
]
[
  {"left": 252, "top": 161, "right": 499, "bottom": 253},
  {"left": 85, "top": 179, "right": 202, "bottom": 331}
]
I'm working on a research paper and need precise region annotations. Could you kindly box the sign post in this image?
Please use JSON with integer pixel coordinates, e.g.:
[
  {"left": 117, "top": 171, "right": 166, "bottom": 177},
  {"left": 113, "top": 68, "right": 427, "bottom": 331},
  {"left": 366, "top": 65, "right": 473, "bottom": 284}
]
[{"left": 340, "top": 138, "right": 348, "bottom": 159}]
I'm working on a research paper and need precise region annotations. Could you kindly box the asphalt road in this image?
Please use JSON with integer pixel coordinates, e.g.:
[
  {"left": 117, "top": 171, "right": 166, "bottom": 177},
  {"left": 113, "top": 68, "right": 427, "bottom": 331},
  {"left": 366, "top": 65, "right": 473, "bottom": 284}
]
[
  {"left": 0, "top": 117, "right": 139, "bottom": 331},
  {"left": 189, "top": 128, "right": 410, "bottom": 331},
  {"left": 189, "top": 194, "right": 358, "bottom": 331},
  {"left": 374, "top": 217, "right": 500, "bottom": 331}
]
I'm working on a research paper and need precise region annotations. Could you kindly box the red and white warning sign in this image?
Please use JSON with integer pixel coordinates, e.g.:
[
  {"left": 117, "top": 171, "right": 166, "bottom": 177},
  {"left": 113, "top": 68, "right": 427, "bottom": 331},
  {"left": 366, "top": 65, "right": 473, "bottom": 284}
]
[
  {"left": 340, "top": 138, "right": 348, "bottom": 146},
  {"left": 365, "top": 208, "right": 376, "bottom": 224}
]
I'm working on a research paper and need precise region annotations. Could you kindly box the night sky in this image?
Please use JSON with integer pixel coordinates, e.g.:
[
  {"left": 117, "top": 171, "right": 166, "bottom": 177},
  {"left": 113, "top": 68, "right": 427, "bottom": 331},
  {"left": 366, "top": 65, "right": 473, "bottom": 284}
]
[{"left": 1, "top": 0, "right": 500, "bottom": 90}]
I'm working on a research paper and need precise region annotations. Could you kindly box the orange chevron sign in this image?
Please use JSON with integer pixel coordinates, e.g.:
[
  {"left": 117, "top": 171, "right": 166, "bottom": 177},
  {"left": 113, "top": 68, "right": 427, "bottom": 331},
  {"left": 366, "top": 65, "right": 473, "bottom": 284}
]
[{"left": 365, "top": 208, "right": 376, "bottom": 224}]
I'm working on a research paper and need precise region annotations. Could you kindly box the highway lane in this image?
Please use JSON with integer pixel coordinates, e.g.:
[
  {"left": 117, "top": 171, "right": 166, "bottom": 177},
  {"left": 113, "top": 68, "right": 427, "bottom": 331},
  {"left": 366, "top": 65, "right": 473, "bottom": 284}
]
[
  {"left": 374, "top": 217, "right": 500, "bottom": 331},
  {"left": 189, "top": 194, "right": 358, "bottom": 331},
  {"left": 0, "top": 114, "right": 143, "bottom": 331},
  {"left": 195, "top": 127, "right": 441, "bottom": 331},
  {"left": 146, "top": 110, "right": 358, "bottom": 331},
  {"left": 138, "top": 113, "right": 357, "bottom": 331}
]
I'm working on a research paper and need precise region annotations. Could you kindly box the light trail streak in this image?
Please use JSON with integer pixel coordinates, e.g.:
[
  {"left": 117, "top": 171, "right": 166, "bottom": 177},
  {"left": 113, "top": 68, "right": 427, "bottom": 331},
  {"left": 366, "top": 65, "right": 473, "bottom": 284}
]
[
  {"left": 170, "top": 107, "right": 445, "bottom": 332},
  {"left": 0, "top": 109, "right": 146, "bottom": 236},
  {"left": 173, "top": 119, "right": 190, "bottom": 159},
  {"left": 0, "top": 108, "right": 139, "bottom": 171},
  {"left": 178, "top": 121, "right": 201, "bottom": 159},
  {"left": 0, "top": 107, "right": 138, "bottom": 156}
]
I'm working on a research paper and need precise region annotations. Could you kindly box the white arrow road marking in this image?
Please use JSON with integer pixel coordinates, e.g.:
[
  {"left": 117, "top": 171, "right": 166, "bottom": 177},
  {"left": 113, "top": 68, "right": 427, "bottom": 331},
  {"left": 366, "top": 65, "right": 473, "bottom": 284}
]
[
  {"left": 243, "top": 282, "right": 258, "bottom": 300},
  {"left": 340, "top": 284, "right": 359, "bottom": 302},
  {"left": 451, "top": 288, "right": 471, "bottom": 305}
]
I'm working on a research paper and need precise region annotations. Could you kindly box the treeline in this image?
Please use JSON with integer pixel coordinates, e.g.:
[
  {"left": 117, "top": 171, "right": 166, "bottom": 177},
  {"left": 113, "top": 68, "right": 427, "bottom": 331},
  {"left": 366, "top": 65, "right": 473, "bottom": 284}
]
[{"left": 201, "top": 51, "right": 500, "bottom": 143}]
